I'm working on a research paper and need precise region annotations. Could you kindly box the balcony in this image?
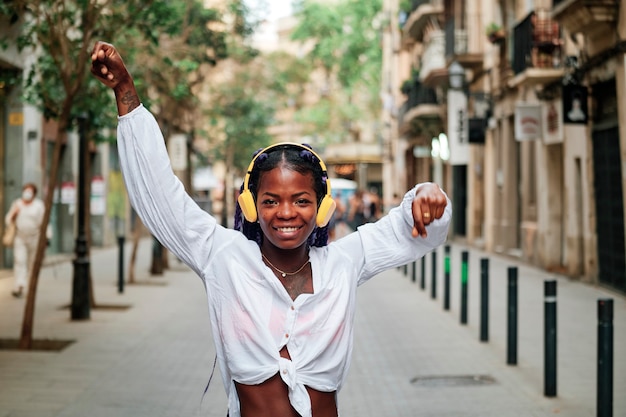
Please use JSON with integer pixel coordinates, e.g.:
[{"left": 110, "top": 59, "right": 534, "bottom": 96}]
[
  {"left": 403, "top": 0, "right": 444, "bottom": 42},
  {"left": 552, "top": 0, "right": 619, "bottom": 36},
  {"left": 398, "top": 78, "right": 443, "bottom": 139},
  {"left": 509, "top": 10, "right": 565, "bottom": 88},
  {"left": 420, "top": 30, "right": 448, "bottom": 86},
  {"left": 444, "top": 15, "right": 483, "bottom": 71}
]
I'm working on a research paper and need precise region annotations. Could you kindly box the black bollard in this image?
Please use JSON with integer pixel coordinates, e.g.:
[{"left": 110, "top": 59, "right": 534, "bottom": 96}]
[
  {"left": 544, "top": 280, "right": 557, "bottom": 397},
  {"left": 431, "top": 250, "right": 437, "bottom": 299},
  {"left": 597, "top": 298, "right": 614, "bottom": 417},
  {"left": 411, "top": 261, "right": 416, "bottom": 283},
  {"left": 403, "top": 264, "right": 407, "bottom": 276},
  {"left": 420, "top": 256, "right": 426, "bottom": 290},
  {"left": 460, "top": 251, "right": 468, "bottom": 324},
  {"left": 507, "top": 267, "right": 518, "bottom": 365},
  {"left": 480, "top": 258, "right": 489, "bottom": 342},
  {"left": 443, "top": 245, "right": 450, "bottom": 310},
  {"left": 71, "top": 114, "right": 90, "bottom": 320},
  {"left": 117, "top": 236, "right": 125, "bottom": 294}
]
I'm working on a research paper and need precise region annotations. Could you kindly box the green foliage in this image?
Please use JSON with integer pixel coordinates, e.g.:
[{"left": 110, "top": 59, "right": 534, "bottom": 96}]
[
  {"left": 205, "top": 65, "right": 276, "bottom": 172},
  {"left": 289, "top": 0, "right": 382, "bottom": 142},
  {"left": 0, "top": 0, "right": 245, "bottom": 140},
  {"left": 485, "top": 22, "right": 503, "bottom": 36},
  {"left": 399, "top": 0, "right": 412, "bottom": 14}
]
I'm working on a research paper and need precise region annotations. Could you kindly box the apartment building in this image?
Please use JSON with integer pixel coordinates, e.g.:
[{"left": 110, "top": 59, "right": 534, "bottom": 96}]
[{"left": 382, "top": 0, "right": 626, "bottom": 292}]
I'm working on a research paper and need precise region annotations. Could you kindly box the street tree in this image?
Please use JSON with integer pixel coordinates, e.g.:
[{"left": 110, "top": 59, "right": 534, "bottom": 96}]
[
  {"left": 204, "top": 56, "right": 274, "bottom": 226},
  {"left": 116, "top": 0, "right": 258, "bottom": 274},
  {"left": 0, "top": 0, "right": 216, "bottom": 349},
  {"left": 289, "top": 0, "right": 383, "bottom": 143}
]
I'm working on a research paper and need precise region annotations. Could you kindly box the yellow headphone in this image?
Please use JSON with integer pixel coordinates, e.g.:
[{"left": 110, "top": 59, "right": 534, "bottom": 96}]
[{"left": 237, "top": 142, "right": 336, "bottom": 227}]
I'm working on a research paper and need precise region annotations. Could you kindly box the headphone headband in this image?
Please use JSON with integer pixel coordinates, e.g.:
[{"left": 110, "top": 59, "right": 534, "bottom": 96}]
[{"left": 242, "top": 142, "right": 329, "bottom": 188}]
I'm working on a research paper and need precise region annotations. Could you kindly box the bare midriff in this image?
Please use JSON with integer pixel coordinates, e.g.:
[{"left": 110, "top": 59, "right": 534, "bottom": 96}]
[{"left": 234, "top": 347, "right": 338, "bottom": 417}]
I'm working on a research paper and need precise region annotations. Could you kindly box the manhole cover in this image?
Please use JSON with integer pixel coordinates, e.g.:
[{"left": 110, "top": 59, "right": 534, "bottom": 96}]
[{"left": 410, "top": 375, "right": 496, "bottom": 387}]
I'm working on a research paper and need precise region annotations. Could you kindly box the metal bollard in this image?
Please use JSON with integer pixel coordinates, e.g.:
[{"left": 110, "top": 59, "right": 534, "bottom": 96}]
[
  {"left": 507, "top": 267, "right": 518, "bottom": 365},
  {"left": 411, "top": 260, "right": 416, "bottom": 283},
  {"left": 431, "top": 250, "right": 437, "bottom": 299},
  {"left": 420, "top": 256, "right": 426, "bottom": 290},
  {"left": 544, "top": 280, "right": 557, "bottom": 397},
  {"left": 480, "top": 258, "right": 489, "bottom": 342},
  {"left": 460, "top": 250, "right": 468, "bottom": 325},
  {"left": 403, "top": 264, "right": 407, "bottom": 276},
  {"left": 597, "top": 298, "right": 614, "bottom": 417},
  {"left": 444, "top": 245, "right": 451, "bottom": 310},
  {"left": 118, "top": 236, "right": 125, "bottom": 294}
]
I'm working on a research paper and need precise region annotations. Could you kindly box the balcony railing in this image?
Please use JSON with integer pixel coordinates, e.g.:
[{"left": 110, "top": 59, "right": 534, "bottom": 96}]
[
  {"left": 403, "top": 0, "right": 444, "bottom": 41},
  {"left": 398, "top": 78, "right": 438, "bottom": 124},
  {"left": 404, "top": 80, "right": 438, "bottom": 109},
  {"left": 400, "top": 0, "right": 436, "bottom": 28},
  {"left": 552, "top": 0, "right": 619, "bottom": 35},
  {"left": 444, "top": 13, "right": 483, "bottom": 61},
  {"left": 512, "top": 10, "right": 563, "bottom": 74}
]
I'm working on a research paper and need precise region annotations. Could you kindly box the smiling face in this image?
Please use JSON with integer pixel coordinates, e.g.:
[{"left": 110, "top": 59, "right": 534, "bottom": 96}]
[{"left": 256, "top": 165, "right": 318, "bottom": 252}]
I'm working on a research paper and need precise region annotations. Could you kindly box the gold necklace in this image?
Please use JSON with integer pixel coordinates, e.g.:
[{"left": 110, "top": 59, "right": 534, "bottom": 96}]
[{"left": 262, "top": 254, "right": 310, "bottom": 278}]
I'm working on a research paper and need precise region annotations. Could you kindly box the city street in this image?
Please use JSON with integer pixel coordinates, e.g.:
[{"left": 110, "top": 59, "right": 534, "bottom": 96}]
[{"left": 0, "top": 237, "right": 624, "bottom": 417}]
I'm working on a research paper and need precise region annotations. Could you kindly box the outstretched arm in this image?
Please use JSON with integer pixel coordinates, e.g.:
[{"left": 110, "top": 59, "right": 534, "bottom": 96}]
[{"left": 90, "top": 41, "right": 140, "bottom": 116}]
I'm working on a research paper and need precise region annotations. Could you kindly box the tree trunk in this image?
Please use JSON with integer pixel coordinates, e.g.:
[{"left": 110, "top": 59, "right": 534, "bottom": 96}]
[
  {"left": 222, "top": 145, "right": 235, "bottom": 228},
  {"left": 19, "top": 133, "right": 66, "bottom": 349},
  {"left": 127, "top": 213, "right": 143, "bottom": 284},
  {"left": 150, "top": 237, "right": 164, "bottom": 275},
  {"left": 86, "top": 149, "right": 96, "bottom": 308}
]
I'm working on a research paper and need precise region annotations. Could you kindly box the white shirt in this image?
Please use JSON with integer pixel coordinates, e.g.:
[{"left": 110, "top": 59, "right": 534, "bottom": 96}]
[
  {"left": 5, "top": 197, "right": 45, "bottom": 238},
  {"left": 117, "top": 105, "right": 452, "bottom": 417}
]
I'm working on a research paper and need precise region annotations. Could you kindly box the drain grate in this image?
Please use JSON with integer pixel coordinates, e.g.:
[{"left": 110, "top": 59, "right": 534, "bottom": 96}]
[{"left": 410, "top": 374, "right": 496, "bottom": 387}]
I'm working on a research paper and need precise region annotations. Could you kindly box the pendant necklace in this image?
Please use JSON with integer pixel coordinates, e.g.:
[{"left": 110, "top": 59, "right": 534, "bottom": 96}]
[{"left": 262, "top": 254, "right": 310, "bottom": 278}]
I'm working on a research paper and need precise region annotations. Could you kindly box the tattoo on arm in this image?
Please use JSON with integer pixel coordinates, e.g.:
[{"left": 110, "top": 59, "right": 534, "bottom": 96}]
[{"left": 120, "top": 91, "right": 140, "bottom": 113}]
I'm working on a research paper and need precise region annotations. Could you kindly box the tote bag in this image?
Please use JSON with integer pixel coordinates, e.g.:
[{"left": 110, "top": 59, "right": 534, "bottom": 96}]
[{"left": 2, "top": 222, "right": 16, "bottom": 246}]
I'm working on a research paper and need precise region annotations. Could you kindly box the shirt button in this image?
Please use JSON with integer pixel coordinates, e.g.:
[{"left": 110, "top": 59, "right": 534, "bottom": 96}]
[
  {"left": 282, "top": 369, "right": 288, "bottom": 374},
  {"left": 285, "top": 333, "right": 289, "bottom": 338},
  {"left": 290, "top": 305, "right": 295, "bottom": 310}
]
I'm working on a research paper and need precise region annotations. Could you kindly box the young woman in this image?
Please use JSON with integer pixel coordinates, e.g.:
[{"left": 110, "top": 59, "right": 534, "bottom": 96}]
[{"left": 91, "top": 41, "right": 451, "bottom": 417}]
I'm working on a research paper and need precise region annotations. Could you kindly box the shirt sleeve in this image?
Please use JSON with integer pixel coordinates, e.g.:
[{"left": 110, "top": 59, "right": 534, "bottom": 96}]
[
  {"left": 116, "top": 105, "right": 234, "bottom": 277},
  {"left": 346, "top": 184, "right": 452, "bottom": 285}
]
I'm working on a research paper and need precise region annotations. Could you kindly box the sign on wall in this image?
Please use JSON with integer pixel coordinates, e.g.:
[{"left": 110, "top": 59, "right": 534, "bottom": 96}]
[
  {"left": 447, "top": 89, "right": 469, "bottom": 164},
  {"left": 562, "top": 84, "right": 588, "bottom": 124},
  {"left": 543, "top": 100, "right": 563, "bottom": 144},
  {"left": 168, "top": 134, "right": 188, "bottom": 171},
  {"left": 515, "top": 103, "right": 542, "bottom": 141}
]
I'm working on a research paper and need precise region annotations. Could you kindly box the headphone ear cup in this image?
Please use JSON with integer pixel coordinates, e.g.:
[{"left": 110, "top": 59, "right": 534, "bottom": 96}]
[
  {"left": 316, "top": 196, "right": 337, "bottom": 227},
  {"left": 238, "top": 190, "right": 258, "bottom": 223}
]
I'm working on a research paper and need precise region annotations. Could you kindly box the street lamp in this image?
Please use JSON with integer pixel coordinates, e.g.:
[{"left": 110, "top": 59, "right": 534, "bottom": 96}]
[{"left": 448, "top": 61, "right": 466, "bottom": 90}]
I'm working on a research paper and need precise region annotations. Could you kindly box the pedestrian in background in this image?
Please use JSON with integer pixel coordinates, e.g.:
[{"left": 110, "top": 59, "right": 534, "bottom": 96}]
[
  {"left": 346, "top": 189, "right": 366, "bottom": 229},
  {"left": 327, "top": 191, "right": 346, "bottom": 241},
  {"left": 91, "top": 41, "right": 451, "bottom": 417},
  {"left": 4, "top": 182, "right": 47, "bottom": 298}
]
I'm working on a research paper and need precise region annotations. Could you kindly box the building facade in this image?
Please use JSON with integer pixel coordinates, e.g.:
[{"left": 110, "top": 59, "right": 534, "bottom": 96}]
[{"left": 383, "top": 0, "right": 626, "bottom": 293}]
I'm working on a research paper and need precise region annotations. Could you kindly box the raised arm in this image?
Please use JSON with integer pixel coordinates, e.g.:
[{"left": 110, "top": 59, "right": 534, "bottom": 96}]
[{"left": 90, "top": 41, "right": 140, "bottom": 116}]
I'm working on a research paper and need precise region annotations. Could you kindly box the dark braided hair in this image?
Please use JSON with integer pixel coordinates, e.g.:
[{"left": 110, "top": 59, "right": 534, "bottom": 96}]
[{"left": 234, "top": 144, "right": 330, "bottom": 247}]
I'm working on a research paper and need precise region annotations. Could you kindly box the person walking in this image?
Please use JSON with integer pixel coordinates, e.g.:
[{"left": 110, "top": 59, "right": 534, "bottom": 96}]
[
  {"left": 91, "top": 41, "right": 452, "bottom": 417},
  {"left": 4, "top": 183, "right": 46, "bottom": 298}
]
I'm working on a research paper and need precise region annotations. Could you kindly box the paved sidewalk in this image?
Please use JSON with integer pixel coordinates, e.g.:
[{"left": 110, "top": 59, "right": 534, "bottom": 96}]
[{"left": 0, "top": 239, "right": 624, "bottom": 416}]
